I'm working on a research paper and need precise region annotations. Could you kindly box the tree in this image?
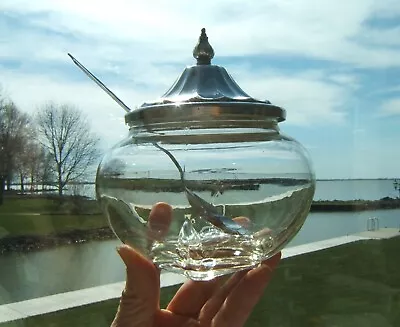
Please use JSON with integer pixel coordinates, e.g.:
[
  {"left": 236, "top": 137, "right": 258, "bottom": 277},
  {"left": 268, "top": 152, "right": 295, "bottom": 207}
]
[
  {"left": 36, "top": 103, "right": 101, "bottom": 196},
  {"left": 0, "top": 96, "right": 31, "bottom": 203},
  {"left": 14, "top": 141, "right": 51, "bottom": 192},
  {"left": 0, "top": 90, "right": 5, "bottom": 203},
  {"left": 13, "top": 146, "right": 30, "bottom": 192},
  {"left": 37, "top": 150, "right": 56, "bottom": 191}
]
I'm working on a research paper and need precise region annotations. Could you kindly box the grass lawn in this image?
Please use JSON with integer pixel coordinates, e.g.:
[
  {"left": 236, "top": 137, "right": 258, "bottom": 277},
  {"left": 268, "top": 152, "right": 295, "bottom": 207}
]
[
  {"left": 0, "top": 196, "right": 101, "bottom": 215},
  {"left": 1, "top": 237, "right": 399, "bottom": 326},
  {"left": 0, "top": 196, "right": 108, "bottom": 238},
  {"left": 0, "top": 214, "right": 108, "bottom": 237},
  {"left": 0, "top": 197, "right": 57, "bottom": 214},
  {"left": 1, "top": 195, "right": 399, "bottom": 239}
]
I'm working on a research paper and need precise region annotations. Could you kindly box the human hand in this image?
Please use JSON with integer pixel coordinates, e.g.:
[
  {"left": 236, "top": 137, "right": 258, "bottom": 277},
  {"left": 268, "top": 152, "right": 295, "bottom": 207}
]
[{"left": 112, "top": 203, "right": 281, "bottom": 327}]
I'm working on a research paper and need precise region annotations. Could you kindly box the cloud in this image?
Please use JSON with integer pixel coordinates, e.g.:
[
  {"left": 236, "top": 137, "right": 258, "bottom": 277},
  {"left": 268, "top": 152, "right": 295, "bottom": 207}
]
[
  {"left": 360, "top": 26, "right": 400, "bottom": 47},
  {"left": 1, "top": 0, "right": 400, "bottom": 180},
  {"left": 0, "top": 69, "right": 132, "bottom": 148},
  {"left": 370, "top": 0, "right": 400, "bottom": 18},
  {"left": 380, "top": 98, "right": 400, "bottom": 116},
  {"left": 372, "top": 85, "right": 400, "bottom": 96},
  {"left": 327, "top": 74, "right": 360, "bottom": 90},
  {"left": 1, "top": 61, "right": 350, "bottom": 132},
  {"left": 1, "top": 1, "right": 394, "bottom": 129},
  {"left": 231, "top": 67, "right": 348, "bottom": 125},
  {"left": 1, "top": 0, "right": 400, "bottom": 69},
  {"left": 352, "top": 128, "right": 365, "bottom": 135}
]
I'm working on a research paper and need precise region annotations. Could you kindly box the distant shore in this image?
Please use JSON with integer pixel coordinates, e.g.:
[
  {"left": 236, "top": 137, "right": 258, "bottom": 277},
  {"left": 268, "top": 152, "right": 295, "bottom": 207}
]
[
  {"left": 0, "top": 227, "right": 116, "bottom": 254},
  {"left": 1, "top": 194, "right": 400, "bottom": 254},
  {"left": 311, "top": 197, "right": 400, "bottom": 212}
]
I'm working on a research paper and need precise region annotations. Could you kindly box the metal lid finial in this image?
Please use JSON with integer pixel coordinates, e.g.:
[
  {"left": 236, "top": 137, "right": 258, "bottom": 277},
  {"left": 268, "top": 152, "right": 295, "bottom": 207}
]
[{"left": 193, "top": 28, "right": 215, "bottom": 65}]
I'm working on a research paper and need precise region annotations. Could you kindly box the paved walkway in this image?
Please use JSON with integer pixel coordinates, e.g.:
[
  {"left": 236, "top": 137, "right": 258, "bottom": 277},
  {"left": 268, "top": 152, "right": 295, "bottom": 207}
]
[
  {"left": 0, "top": 228, "right": 398, "bottom": 324},
  {"left": 356, "top": 228, "right": 399, "bottom": 239},
  {"left": 0, "top": 273, "right": 187, "bottom": 323}
]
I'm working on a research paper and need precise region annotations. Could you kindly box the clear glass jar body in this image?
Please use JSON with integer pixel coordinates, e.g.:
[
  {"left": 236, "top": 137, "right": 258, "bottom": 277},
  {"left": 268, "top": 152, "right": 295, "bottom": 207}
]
[{"left": 96, "top": 123, "right": 315, "bottom": 280}]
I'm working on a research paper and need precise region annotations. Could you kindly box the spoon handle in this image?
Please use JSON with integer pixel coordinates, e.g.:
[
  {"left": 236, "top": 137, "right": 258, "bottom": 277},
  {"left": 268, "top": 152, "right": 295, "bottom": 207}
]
[{"left": 67, "top": 53, "right": 131, "bottom": 113}]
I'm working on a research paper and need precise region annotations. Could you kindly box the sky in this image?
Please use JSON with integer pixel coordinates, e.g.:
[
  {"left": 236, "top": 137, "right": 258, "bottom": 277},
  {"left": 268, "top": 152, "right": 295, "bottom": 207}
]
[{"left": 1, "top": 0, "right": 400, "bottom": 179}]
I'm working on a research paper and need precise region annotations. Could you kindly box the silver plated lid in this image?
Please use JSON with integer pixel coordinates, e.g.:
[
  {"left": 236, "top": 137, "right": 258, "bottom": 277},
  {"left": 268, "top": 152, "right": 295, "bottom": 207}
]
[{"left": 125, "top": 28, "right": 286, "bottom": 127}]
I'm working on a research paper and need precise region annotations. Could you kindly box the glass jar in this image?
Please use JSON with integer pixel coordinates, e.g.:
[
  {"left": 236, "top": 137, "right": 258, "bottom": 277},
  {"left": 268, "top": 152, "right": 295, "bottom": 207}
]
[{"left": 94, "top": 29, "right": 315, "bottom": 280}]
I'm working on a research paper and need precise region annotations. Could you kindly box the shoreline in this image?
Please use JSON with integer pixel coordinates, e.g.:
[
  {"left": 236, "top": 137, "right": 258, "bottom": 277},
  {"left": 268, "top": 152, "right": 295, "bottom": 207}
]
[
  {"left": 0, "top": 227, "right": 116, "bottom": 255},
  {"left": 1, "top": 195, "right": 400, "bottom": 254},
  {"left": 2, "top": 202, "right": 400, "bottom": 255},
  {"left": 310, "top": 197, "right": 400, "bottom": 212}
]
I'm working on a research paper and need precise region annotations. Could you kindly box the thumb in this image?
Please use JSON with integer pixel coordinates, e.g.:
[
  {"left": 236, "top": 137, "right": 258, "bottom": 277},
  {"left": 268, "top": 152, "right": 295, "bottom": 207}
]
[{"left": 112, "top": 245, "right": 160, "bottom": 327}]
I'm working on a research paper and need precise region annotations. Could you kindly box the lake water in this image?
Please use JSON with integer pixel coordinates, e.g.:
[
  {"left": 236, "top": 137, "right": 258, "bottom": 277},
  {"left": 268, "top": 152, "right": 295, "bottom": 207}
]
[
  {"left": 0, "top": 208, "right": 399, "bottom": 304},
  {"left": 67, "top": 179, "right": 399, "bottom": 201},
  {"left": 0, "top": 179, "right": 399, "bottom": 304},
  {"left": 314, "top": 179, "right": 399, "bottom": 201}
]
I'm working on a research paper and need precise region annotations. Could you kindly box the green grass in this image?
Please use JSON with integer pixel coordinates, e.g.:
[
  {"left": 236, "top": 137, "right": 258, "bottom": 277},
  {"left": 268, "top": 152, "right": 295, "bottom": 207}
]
[
  {"left": 0, "top": 197, "right": 58, "bottom": 214},
  {"left": 0, "top": 196, "right": 101, "bottom": 214},
  {"left": 1, "top": 194, "right": 398, "bottom": 239},
  {"left": 0, "top": 196, "right": 107, "bottom": 238},
  {"left": 2, "top": 237, "right": 399, "bottom": 326},
  {"left": 0, "top": 214, "right": 108, "bottom": 237}
]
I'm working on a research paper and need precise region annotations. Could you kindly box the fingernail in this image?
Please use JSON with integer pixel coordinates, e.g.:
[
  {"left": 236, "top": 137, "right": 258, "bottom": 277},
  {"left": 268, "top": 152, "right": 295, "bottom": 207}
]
[
  {"left": 116, "top": 244, "right": 131, "bottom": 268},
  {"left": 260, "top": 262, "right": 273, "bottom": 273},
  {"left": 247, "top": 263, "right": 272, "bottom": 281},
  {"left": 116, "top": 244, "right": 128, "bottom": 254},
  {"left": 153, "top": 202, "right": 172, "bottom": 214},
  {"left": 261, "top": 252, "right": 281, "bottom": 270},
  {"left": 256, "top": 262, "right": 272, "bottom": 273}
]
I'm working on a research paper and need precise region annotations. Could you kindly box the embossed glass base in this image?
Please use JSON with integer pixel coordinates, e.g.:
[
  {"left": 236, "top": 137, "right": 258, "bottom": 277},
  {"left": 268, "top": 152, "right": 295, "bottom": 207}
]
[{"left": 150, "top": 221, "right": 274, "bottom": 280}]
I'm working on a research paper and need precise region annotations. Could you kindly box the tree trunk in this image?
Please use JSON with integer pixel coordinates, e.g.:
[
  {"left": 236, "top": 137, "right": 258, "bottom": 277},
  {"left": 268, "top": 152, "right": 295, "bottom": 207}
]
[
  {"left": 58, "top": 180, "right": 63, "bottom": 196},
  {"left": 57, "top": 163, "right": 63, "bottom": 196},
  {"left": 30, "top": 174, "right": 34, "bottom": 192},
  {"left": 0, "top": 177, "right": 4, "bottom": 205},
  {"left": 20, "top": 173, "right": 24, "bottom": 192},
  {"left": 6, "top": 175, "right": 11, "bottom": 191}
]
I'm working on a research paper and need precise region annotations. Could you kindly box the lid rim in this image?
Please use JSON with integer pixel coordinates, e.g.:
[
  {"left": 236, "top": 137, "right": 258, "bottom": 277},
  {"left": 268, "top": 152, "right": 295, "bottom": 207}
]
[{"left": 125, "top": 101, "right": 286, "bottom": 126}]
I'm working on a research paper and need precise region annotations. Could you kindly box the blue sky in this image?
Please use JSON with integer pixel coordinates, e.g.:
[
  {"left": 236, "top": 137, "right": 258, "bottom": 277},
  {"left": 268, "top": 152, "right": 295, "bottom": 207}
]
[{"left": 1, "top": 0, "right": 400, "bottom": 179}]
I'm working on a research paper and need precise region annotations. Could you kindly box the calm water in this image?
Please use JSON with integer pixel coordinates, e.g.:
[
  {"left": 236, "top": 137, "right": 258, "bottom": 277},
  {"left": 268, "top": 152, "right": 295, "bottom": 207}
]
[
  {"left": 0, "top": 208, "right": 399, "bottom": 304},
  {"left": 67, "top": 179, "right": 399, "bottom": 201},
  {"left": 0, "top": 179, "right": 399, "bottom": 304},
  {"left": 314, "top": 179, "right": 399, "bottom": 201}
]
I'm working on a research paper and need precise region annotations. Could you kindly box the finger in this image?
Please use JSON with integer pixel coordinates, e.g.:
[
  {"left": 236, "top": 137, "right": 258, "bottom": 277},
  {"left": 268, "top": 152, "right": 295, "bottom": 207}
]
[
  {"left": 254, "top": 227, "right": 273, "bottom": 239},
  {"left": 112, "top": 245, "right": 160, "bottom": 327},
  {"left": 232, "top": 216, "right": 251, "bottom": 228},
  {"left": 165, "top": 215, "right": 248, "bottom": 318},
  {"left": 154, "top": 310, "right": 200, "bottom": 327},
  {"left": 212, "top": 252, "right": 281, "bottom": 327},
  {"left": 198, "top": 269, "right": 249, "bottom": 325},
  {"left": 166, "top": 277, "right": 225, "bottom": 319},
  {"left": 148, "top": 202, "right": 173, "bottom": 241}
]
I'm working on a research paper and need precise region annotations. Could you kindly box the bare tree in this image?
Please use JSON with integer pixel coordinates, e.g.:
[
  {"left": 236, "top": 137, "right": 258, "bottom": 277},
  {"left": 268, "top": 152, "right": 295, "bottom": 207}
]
[
  {"left": 14, "top": 141, "right": 50, "bottom": 192},
  {"left": 38, "top": 150, "right": 56, "bottom": 190},
  {"left": 25, "top": 143, "right": 44, "bottom": 192},
  {"left": 0, "top": 97, "right": 31, "bottom": 203},
  {"left": 0, "top": 89, "right": 5, "bottom": 202},
  {"left": 36, "top": 103, "right": 101, "bottom": 196},
  {"left": 14, "top": 146, "right": 30, "bottom": 192}
]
